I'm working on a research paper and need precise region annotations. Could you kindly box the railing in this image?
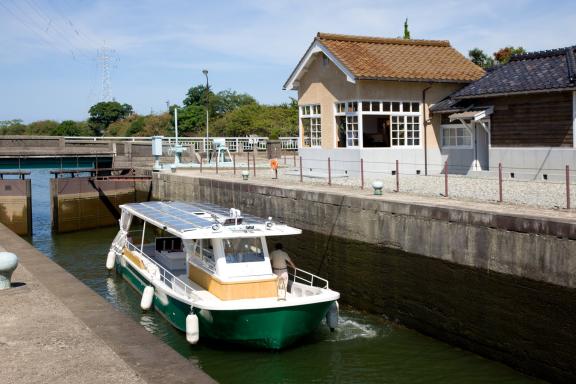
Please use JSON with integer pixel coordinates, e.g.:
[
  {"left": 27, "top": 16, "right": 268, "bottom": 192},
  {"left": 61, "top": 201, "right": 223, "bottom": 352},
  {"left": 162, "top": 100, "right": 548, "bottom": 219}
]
[
  {"left": 63, "top": 136, "right": 300, "bottom": 153},
  {"left": 289, "top": 266, "right": 329, "bottom": 289},
  {"left": 125, "top": 241, "right": 197, "bottom": 298},
  {"left": 279, "top": 137, "right": 299, "bottom": 150}
]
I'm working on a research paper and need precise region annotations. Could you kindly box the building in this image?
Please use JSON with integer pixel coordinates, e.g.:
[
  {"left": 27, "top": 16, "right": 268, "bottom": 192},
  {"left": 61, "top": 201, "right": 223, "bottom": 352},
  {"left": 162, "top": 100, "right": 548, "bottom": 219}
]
[
  {"left": 283, "top": 33, "right": 485, "bottom": 175},
  {"left": 432, "top": 46, "right": 576, "bottom": 180}
]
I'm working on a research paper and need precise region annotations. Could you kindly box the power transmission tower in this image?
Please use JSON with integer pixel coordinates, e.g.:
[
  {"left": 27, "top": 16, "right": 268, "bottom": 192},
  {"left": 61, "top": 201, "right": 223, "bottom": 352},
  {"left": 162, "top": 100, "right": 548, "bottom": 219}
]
[{"left": 97, "top": 44, "right": 117, "bottom": 102}]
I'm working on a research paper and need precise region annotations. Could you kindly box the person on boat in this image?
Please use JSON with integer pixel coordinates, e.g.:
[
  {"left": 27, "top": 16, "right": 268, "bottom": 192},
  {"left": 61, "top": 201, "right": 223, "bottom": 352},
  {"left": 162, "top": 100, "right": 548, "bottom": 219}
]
[{"left": 270, "top": 243, "right": 295, "bottom": 286}]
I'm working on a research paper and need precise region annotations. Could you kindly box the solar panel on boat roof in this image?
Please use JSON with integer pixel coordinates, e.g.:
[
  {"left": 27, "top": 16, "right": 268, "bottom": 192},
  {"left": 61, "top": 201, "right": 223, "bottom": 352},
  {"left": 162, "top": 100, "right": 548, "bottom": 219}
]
[
  {"left": 126, "top": 201, "right": 271, "bottom": 232},
  {"left": 127, "top": 201, "right": 214, "bottom": 232}
]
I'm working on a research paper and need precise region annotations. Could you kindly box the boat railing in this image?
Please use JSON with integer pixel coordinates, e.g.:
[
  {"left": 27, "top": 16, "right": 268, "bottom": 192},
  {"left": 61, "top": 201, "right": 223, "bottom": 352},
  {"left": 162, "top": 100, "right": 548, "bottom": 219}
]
[
  {"left": 125, "top": 241, "right": 197, "bottom": 298},
  {"left": 288, "top": 267, "right": 329, "bottom": 289}
]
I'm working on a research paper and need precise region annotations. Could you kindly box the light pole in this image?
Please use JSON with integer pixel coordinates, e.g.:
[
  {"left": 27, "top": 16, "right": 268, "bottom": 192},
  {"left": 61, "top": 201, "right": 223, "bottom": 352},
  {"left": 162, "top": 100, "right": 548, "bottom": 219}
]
[{"left": 202, "top": 69, "right": 209, "bottom": 150}]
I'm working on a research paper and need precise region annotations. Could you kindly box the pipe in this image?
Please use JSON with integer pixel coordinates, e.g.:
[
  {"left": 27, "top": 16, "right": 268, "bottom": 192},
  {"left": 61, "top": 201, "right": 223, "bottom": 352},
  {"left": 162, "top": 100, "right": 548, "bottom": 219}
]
[{"left": 422, "top": 85, "right": 432, "bottom": 176}]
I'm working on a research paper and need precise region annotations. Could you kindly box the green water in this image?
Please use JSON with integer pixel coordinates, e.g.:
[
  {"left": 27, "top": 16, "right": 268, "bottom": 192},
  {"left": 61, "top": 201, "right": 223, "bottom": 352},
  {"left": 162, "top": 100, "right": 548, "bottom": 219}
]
[{"left": 26, "top": 169, "right": 542, "bottom": 383}]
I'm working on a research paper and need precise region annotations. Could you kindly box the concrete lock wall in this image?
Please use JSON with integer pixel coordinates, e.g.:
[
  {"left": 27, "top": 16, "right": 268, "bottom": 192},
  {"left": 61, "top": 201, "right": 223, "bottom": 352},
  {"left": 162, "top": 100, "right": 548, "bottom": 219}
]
[
  {"left": 146, "top": 173, "right": 576, "bottom": 383},
  {"left": 51, "top": 177, "right": 151, "bottom": 232},
  {"left": 0, "top": 179, "right": 32, "bottom": 236}
]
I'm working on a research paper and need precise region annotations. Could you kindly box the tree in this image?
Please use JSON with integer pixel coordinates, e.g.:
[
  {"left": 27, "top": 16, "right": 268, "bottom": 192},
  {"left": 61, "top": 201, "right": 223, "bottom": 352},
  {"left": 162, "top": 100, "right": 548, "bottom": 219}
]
[
  {"left": 403, "top": 18, "right": 410, "bottom": 39},
  {"left": 54, "top": 120, "right": 83, "bottom": 136},
  {"left": 25, "top": 120, "right": 59, "bottom": 135},
  {"left": 468, "top": 48, "right": 494, "bottom": 69},
  {"left": 493, "top": 46, "right": 526, "bottom": 65},
  {"left": 173, "top": 105, "right": 206, "bottom": 135},
  {"left": 213, "top": 89, "right": 257, "bottom": 116},
  {"left": 88, "top": 101, "right": 133, "bottom": 135},
  {"left": 0, "top": 119, "right": 26, "bottom": 135},
  {"left": 183, "top": 85, "right": 213, "bottom": 108}
]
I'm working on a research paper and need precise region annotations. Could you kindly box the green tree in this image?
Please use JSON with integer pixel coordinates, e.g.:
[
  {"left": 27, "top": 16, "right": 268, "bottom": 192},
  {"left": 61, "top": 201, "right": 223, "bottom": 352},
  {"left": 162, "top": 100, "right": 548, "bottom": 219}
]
[
  {"left": 25, "top": 120, "right": 59, "bottom": 135},
  {"left": 403, "top": 18, "right": 410, "bottom": 39},
  {"left": 141, "top": 113, "right": 172, "bottom": 136},
  {"left": 126, "top": 116, "right": 146, "bottom": 136},
  {"left": 88, "top": 101, "right": 133, "bottom": 135},
  {"left": 468, "top": 48, "right": 494, "bottom": 69},
  {"left": 173, "top": 105, "right": 205, "bottom": 135},
  {"left": 54, "top": 120, "right": 83, "bottom": 136},
  {"left": 0, "top": 119, "right": 26, "bottom": 135},
  {"left": 183, "top": 85, "right": 213, "bottom": 108},
  {"left": 213, "top": 89, "right": 256, "bottom": 116},
  {"left": 493, "top": 46, "right": 526, "bottom": 65}
]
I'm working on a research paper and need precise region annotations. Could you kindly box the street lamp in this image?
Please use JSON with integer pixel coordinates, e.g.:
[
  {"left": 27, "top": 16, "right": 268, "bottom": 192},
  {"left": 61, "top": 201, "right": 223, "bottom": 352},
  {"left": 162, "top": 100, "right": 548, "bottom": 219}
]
[{"left": 202, "top": 69, "right": 209, "bottom": 148}]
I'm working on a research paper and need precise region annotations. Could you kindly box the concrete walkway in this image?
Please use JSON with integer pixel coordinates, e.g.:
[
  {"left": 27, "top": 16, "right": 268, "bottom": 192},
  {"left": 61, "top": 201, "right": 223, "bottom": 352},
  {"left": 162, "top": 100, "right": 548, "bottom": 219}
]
[
  {"left": 170, "top": 168, "right": 576, "bottom": 226},
  {"left": 0, "top": 224, "right": 216, "bottom": 384}
]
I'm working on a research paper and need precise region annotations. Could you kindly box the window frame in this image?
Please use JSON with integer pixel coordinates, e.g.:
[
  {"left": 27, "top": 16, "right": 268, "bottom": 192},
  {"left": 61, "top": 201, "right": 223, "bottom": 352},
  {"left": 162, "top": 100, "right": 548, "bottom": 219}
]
[
  {"left": 300, "top": 103, "right": 322, "bottom": 148},
  {"left": 440, "top": 123, "right": 473, "bottom": 149}
]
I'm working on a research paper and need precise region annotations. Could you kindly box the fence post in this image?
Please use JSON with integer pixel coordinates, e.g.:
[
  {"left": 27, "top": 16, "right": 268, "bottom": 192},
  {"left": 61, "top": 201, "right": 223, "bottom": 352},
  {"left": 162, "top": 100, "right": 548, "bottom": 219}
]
[
  {"left": 253, "top": 152, "right": 256, "bottom": 177},
  {"left": 299, "top": 156, "right": 303, "bottom": 182},
  {"left": 200, "top": 157, "right": 203, "bottom": 173},
  {"left": 293, "top": 152, "right": 296, "bottom": 167},
  {"left": 444, "top": 161, "right": 448, "bottom": 197},
  {"left": 247, "top": 152, "right": 250, "bottom": 171},
  {"left": 328, "top": 157, "right": 332, "bottom": 186},
  {"left": 283, "top": 155, "right": 286, "bottom": 165},
  {"left": 498, "top": 162, "right": 503, "bottom": 203},
  {"left": 233, "top": 153, "right": 236, "bottom": 175},
  {"left": 395, "top": 160, "right": 399, "bottom": 192},
  {"left": 567, "top": 165, "right": 571, "bottom": 210},
  {"left": 360, "top": 158, "right": 364, "bottom": 190}
]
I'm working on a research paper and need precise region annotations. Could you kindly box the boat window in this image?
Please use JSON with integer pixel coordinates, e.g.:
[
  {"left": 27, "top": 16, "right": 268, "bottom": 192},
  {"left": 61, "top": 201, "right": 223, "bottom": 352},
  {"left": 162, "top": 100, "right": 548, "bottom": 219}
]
[
  {"left": 223, "top": 238, "right": 264, "bottom": 263},
  {"left": 192, "top": 239, "right": 215, "bottom": 263}
]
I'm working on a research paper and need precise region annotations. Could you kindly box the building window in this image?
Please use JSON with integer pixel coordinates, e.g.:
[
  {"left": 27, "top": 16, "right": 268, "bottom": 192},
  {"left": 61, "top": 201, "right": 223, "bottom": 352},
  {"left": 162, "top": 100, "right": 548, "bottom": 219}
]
[
  {"left": 441, "top": 124, "right": 472, "bottom": 147},
  {"left": 391, "top": 116, "right": 420, "bottom": 146},
  {"left": 301, "top": 104, "right": 321, "bottom": 147},
  {"left": 346, "top": 116, "right": 359, "bottom": 147}
]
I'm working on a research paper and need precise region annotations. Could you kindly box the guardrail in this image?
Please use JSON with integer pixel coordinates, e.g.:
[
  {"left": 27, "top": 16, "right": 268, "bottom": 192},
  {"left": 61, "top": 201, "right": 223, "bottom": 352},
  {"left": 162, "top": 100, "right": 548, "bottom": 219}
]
[
  {"left": 63, "top": 136, "right": 302, "bottom": 153},
  {"left": 125, "top": 241, "right": 197, "bottom": 298},
  {"left": 289, "top": 266, "right": 329, "bottom": 289}
]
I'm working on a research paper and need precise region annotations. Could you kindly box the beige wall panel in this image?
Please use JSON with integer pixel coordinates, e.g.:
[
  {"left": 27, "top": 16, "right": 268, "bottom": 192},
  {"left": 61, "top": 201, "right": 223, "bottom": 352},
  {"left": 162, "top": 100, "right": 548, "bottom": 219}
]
[{"left": 297, "top": 53, "right": 465, "bottom": 150}]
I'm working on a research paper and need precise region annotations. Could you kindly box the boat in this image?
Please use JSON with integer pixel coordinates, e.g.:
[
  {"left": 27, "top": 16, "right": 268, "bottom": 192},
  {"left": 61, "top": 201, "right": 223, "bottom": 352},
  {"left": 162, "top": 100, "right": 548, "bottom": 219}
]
[{"left": 106, "top": 200, "right": 340, "bottom": 349}]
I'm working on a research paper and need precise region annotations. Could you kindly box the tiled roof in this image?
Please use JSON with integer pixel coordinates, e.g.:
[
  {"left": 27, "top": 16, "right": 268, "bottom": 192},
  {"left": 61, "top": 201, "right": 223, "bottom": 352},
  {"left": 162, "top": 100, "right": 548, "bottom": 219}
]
[
  {"left": 452, "top": 46, "right": 576, "bottom": 98},
  {"left": 316, "top": 33, "right": 485, "bottom": 83}
]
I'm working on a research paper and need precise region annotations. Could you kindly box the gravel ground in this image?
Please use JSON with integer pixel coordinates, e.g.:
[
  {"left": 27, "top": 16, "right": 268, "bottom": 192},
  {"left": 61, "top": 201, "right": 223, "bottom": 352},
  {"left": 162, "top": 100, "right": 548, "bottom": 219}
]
[{"left": 187, "top": 161, "right": 575, "bottom": 211}]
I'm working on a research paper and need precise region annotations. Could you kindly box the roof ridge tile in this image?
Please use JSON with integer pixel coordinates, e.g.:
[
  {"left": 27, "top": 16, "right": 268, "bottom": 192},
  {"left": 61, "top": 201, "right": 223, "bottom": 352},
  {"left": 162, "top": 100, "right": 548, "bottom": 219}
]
[{"left": 316, "top": 32, "right": 450, "bottom": 47}]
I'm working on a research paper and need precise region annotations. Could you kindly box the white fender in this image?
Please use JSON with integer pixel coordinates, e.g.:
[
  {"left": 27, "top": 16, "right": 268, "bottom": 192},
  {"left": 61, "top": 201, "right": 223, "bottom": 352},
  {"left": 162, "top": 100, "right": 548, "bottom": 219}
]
[
  {"left": 140, "top": 286, "right": 154, "bottom": 310},
  {"left": 105, "top": 250, "right": 116, "bottom": 270},
  {"left": 186, "top": 313, "right": 199, "bottom": 344},
  {"left": 326, "top": 301, "right": 339, "bottom": 331}
]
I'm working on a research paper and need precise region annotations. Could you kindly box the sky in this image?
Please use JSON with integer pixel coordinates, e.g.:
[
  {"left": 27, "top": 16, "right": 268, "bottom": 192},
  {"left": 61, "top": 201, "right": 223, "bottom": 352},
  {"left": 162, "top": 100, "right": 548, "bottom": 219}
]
[{"left": 1, "top": 0, "right": 575, "bottom": 123}]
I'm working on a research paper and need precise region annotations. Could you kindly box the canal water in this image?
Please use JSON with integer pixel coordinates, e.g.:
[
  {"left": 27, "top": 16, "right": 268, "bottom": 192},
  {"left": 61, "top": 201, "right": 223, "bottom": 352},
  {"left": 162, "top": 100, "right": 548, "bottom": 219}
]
[{"left": 25, "top": 169, "right": 542, "bottom": 383}]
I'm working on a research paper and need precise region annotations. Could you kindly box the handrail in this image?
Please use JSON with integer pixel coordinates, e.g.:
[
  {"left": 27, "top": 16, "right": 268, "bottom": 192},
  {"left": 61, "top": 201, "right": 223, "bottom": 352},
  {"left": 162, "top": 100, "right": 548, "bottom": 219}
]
[
  {"left": 288, "top": 266, "right": 329, "bottom": 289},
  {"left": 125, "top": 241, "right": 197, "bottom": 298}
]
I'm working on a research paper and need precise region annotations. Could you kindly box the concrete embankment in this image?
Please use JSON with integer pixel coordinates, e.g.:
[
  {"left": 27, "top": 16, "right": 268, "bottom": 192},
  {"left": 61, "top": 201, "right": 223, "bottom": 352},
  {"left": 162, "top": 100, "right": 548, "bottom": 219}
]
[
  {"left": 148, "top": 171, "right": 576, "bottom": 383},
  {"left": 0, "top": 223, "right": 215, "bottom": 384}
]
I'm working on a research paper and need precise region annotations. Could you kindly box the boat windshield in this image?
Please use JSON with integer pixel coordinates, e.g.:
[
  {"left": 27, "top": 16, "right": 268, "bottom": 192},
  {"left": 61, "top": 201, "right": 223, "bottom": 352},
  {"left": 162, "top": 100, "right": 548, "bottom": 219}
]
[{"left": 223, "top": 237, "right": 264, "bottom": 263}]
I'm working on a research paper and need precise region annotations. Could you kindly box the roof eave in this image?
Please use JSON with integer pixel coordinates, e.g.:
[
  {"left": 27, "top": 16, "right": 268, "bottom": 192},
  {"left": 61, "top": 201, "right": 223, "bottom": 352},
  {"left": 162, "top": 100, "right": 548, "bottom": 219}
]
[
  {"left": 283, "top": 40, "right": 356, "bottom": 91},
  {"left": 453, "top": 86, "right": 576, "bottom": 99}
]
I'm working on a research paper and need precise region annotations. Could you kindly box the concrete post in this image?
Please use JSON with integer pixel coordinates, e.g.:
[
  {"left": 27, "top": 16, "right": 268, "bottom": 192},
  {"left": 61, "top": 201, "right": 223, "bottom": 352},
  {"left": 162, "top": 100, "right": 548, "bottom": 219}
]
[{"left": 0, "top": 252, "right": 18, "bottom": 289}]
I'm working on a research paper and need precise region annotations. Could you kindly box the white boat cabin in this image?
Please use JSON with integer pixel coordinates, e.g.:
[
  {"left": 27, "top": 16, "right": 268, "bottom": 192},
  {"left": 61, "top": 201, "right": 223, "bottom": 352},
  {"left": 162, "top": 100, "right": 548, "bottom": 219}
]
[{"left": 118, "top": 201, "right": 306, "bottom": 301}]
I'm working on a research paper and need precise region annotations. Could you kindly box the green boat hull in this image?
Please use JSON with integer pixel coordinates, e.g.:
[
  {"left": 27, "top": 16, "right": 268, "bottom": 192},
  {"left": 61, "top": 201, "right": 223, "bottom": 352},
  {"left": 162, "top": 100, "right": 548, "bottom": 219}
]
[{"left": 117, "top": 262, "right": 334, "bottom": 349}]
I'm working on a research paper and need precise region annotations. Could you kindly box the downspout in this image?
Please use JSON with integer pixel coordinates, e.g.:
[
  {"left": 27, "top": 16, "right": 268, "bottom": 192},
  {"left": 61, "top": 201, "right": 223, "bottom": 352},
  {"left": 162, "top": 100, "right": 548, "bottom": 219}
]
[{"left": 422, "top": 85, "right": 432, "bottom": 176}]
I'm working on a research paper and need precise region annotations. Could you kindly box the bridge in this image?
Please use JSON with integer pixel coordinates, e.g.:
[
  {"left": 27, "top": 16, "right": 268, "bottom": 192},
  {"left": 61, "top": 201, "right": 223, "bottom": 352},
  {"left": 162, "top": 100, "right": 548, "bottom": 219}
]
[{"left": 0, "top": 135, "right": 298, "bottom": 169}]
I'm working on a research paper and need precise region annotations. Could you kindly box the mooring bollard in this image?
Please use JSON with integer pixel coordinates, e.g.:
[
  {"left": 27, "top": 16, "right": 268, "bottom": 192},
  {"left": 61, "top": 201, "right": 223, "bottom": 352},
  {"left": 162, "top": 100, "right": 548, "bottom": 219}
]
[
  {"left": 0, "top": 252, "right": 18, "bottom": 290},
  {"left": 241, "top": 170, "right": 250, "bottom": 180},
  {"left": 372, "top": 181, "right": 383, "bottom": 195}
]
